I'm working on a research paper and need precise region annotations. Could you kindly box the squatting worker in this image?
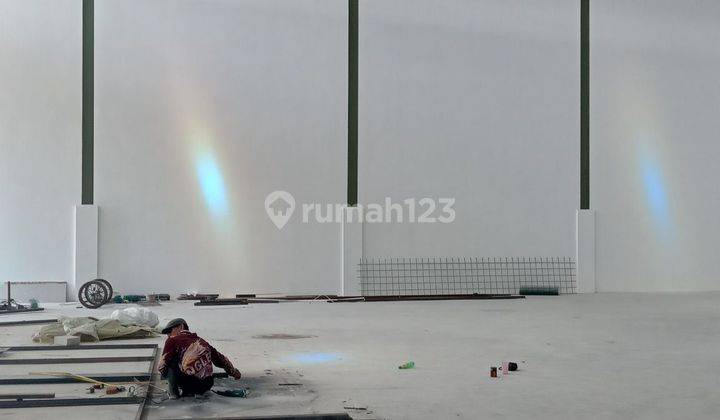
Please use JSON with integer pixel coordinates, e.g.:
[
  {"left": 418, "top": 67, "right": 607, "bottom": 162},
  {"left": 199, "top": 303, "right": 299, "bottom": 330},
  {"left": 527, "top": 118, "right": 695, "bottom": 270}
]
[{"left": 158, "top": 318, "right": 242, "bottom": 398}]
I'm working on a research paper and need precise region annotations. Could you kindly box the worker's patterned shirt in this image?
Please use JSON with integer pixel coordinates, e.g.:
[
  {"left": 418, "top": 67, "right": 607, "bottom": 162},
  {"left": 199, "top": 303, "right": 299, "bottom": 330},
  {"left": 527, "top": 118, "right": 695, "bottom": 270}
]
[{"left": 158, "top": 330, "right": 237, "bottom": 379}]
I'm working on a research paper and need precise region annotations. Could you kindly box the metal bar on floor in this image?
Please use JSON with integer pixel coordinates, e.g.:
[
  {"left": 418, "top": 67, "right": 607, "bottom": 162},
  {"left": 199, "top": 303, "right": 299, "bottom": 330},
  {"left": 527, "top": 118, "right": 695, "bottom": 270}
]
[
  {"left": 0, "top": 372, "right": 227, "bottom": 385},
  {"left": 0, "top": 393, "right": 55, "bottom": 400},
  {"left": 6, "top": 343, "right": 158, "bottom": 351},
  {"left": 162, "top": 414, "right": 352, "bottom": 420},
  {"left": 135, "top": 345, "right": 160, "bottom": 420},
  {"left": 0, "top": 356, "right": 155, "bottom": 365},
  {"left": 363, "top": 294, "right": 525, "bottom": 302},
  {"left": 0, "top": 319, "right": 57, "bottom": 326},
  {"left": 0, "top": 308, "right": 45, "bottom": 316},
  {"left": 194, "top": 299, "right": 248, "bottom": 306},
  {"left": 0, "top": 372, "right": 151, "bottom": 385},
  {"left": 0, "top": 396, "right": 141, "bottom": 409}
]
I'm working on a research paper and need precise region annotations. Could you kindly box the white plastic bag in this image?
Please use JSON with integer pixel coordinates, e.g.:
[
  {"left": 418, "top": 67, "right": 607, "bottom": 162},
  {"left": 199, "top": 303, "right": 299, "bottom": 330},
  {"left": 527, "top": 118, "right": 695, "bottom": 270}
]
[{"left": 109, "top": 307, "right": 159, "bottom": 328}]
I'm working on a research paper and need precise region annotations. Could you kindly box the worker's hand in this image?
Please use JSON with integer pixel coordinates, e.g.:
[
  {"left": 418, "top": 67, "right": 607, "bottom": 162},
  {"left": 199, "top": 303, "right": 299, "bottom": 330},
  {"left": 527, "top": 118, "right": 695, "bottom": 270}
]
[{"left": 231, "top": 369, "right": 242, "bottom": 380}]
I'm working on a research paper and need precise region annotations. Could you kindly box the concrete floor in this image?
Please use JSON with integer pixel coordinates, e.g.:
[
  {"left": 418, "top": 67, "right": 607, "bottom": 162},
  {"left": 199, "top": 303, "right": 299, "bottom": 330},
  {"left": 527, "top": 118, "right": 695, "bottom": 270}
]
[{"left": 1, "top": 293, "right": 720, "bottom": 419}]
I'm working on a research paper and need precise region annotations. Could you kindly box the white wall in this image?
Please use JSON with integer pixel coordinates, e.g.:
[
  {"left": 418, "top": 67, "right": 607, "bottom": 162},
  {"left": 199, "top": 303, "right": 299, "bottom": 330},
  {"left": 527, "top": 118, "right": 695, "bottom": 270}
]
[
  {"left": 592, "top": 1, "right": 720, "bottom": 292},
  {"left": 94, "top": 0, "right": 347, "bottom": 295},
  {"left": 5, "top": 0, "right": 720, "bottom": 295},
  {"left": 0, "top": 0, "right": 81, "bottom": 287},
  {"left": 359, "top": 0, "right": 580, "bottom": 258}
]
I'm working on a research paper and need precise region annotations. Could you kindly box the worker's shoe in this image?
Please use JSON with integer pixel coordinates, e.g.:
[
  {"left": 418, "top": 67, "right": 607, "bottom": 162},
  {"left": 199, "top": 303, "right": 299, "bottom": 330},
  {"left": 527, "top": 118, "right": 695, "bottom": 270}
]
[
  {"left": 168, "top": 387, "right": 181, "bottom": 399},
  {"left": 194, "top": 392, "right": 210, "bottom": 401}
]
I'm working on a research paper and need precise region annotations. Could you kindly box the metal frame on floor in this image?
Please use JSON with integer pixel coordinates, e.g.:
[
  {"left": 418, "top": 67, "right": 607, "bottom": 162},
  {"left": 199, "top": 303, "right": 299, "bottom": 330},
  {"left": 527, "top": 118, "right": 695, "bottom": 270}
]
[
  {"left": 0, "top": 342, "right": 159, "bottom": 417},
  {"left": 0, "top": 396, "right": 142, "bottom": 408}
]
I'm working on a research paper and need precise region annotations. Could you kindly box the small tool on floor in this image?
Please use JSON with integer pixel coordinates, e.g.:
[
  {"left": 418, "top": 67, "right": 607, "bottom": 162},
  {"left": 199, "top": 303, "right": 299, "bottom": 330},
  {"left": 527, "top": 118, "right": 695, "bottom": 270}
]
[
  {"left": 105, "top": 385, "right": 126, "bottom": 395},
  {"left": 106, "top": 386, "right": 120, "bottom": 395},
  {"left": 398, "top": 361, "right": 415, "bottom": 369},
  {"left": 502, "top": 362, "right": 517, "bottom": 375},
  {"left": 499, "top": 362, "right": 519, "bottom": 373},
  {"left": 212, "top": 388, "right": 249, "bottom": 398}
]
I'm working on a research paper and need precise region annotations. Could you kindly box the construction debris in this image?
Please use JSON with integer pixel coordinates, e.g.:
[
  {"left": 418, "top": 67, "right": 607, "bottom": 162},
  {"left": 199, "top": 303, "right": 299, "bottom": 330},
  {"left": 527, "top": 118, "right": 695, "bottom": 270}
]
[
  {"left": 273, "top": 295, "right": 340, "bottom": 300},
  {"left": 327, "top": 297, "right": 365, "bottom": 303},
  {"left": 1, "top": 282, "right": 44, "bottom": 314},
  {"left": 32, "top": 316, "right": 156, "bottom": 343},
  {"left": 109, "top": 307, "right": 159, "bottom": 328},
  {"left": 519, "top": 286, "right": 559, "bottom": 296},
  {"left": 178, "top": 293, "right": 219, "bottom": 300},
  {"left": 194, "top": 298, "right": 248, "bottom": 306}
]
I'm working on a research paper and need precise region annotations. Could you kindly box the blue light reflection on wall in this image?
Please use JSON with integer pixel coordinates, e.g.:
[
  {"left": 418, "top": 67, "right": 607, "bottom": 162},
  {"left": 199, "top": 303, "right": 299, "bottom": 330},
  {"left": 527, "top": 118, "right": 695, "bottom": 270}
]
[
  {"left": 641, "top": 158, "right": 669, "bottom": 233},
  {"left": 196, "top": 153, "right": 229, "bottom": 217}
]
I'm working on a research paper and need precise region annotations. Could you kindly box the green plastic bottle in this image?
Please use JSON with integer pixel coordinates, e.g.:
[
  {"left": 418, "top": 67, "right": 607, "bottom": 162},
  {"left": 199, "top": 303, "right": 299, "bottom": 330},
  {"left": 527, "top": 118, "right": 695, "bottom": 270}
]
[{"left": 398, "top": 361, "right": 415, "bottom": 369}]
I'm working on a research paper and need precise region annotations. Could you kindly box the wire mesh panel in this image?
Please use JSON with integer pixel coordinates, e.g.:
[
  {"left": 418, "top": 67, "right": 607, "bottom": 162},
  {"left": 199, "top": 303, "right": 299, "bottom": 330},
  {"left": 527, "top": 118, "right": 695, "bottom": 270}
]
[{"left": 358, "top": 257, "right": 576, "bottom": 296}]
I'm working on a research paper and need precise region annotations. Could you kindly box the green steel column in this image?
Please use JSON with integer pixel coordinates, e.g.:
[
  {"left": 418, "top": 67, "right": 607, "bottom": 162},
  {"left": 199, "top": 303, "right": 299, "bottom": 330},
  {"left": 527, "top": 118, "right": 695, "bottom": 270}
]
[
  {"left": 580, "top": 0, "right": 589, "bottom": 209},
  {"left": 82, "top": 0, "right": 94, "bottom": 204},
  {"left": 348, "top": 0, "right": 359, "bottom": 206}
]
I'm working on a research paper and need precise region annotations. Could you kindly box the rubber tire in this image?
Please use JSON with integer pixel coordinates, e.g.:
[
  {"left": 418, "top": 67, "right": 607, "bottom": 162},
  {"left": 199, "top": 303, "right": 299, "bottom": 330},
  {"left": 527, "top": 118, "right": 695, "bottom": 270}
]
[
  {"left": 94, "top": 279, "right": 114, "bottom": 303},
  {"left": 78, "top": 280, "right": 108, "bottom": 309}
]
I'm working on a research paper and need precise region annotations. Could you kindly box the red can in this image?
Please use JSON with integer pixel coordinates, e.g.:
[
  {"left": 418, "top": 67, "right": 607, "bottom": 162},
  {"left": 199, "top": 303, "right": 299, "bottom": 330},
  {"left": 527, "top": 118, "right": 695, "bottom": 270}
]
[{"left": 490, "top": 367, "right": 498, "bottom": 378}]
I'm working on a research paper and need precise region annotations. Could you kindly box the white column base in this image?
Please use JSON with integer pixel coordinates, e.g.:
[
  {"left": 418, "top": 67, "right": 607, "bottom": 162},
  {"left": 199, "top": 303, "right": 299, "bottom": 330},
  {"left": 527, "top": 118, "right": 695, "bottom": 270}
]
[
  {"left": 576, "top": 209, "right": 596, "bottom": 293},
  {"left": 341, "top": 206, "right": 363, "bottom": 296},
  {"left": 73, "top": 205, "right": 98, "bottom": 301}
]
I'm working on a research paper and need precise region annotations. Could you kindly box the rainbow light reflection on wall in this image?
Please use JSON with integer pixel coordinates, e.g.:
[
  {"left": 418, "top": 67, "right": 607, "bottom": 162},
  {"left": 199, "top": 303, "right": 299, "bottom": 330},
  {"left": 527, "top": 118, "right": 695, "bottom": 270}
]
[
  {"left": 633, "top": 123, "right": 674, "bottom": 243},
  {"left": 195, "top": 152, "right": 229, "bottom": 218},
  {"left": 640, "top": 158, "right": 669, "bottom": 232}
]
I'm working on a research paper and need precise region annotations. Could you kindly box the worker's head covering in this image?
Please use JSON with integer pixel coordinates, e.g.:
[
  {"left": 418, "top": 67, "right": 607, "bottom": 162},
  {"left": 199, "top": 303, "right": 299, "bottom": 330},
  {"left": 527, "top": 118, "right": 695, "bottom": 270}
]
[{"left": 161, "top": 318, "right": 188, "bottom": 334}]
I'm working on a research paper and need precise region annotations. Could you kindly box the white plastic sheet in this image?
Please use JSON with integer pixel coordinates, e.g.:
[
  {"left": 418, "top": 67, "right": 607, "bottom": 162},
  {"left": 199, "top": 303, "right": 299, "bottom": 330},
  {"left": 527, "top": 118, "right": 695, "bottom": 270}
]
[{"left": 109, "top": 306, "right": 159, "bottom": 328}]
